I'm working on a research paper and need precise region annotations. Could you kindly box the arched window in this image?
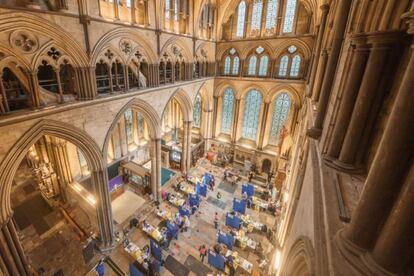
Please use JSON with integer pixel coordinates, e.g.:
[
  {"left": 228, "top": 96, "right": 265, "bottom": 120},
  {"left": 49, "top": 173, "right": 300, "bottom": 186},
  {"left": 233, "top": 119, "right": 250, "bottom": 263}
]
[
  {"left": 221, "top": 88, "right": 235, "bottom": 134},
  {"left": 174, "top": 0, "right": 179, "bottom": 21},
  {"left": 290, "top": 55, "right": 301, "bottom": 77},
  {"left": 259, "top": 55, "right": 269, "bottom": 76},
  {"left": 126, "top": 0, "right": 131, "bottom": 8},
  {"left": 242, "top": 89, "right": 262, "bottom": 140},
  {"left": 283, "top": 0, "right": 297, "bottom": 33},
  {"left": 232, "top": 56, "right": 240, "bottom": 75},
  {"left": 251, "top": 0, "right": 263, "bottom": 32},
  {"left": 248, "top": 56, "right": 257, "bottom": 75},
  {"left": 224, "top": 56, "right": 231, "bottom": 75},
  {"left": 193, "top": 94, "right": 202, "bottom": 128},
  {"left": 165, "top": 0, "right": 171, "bottom": 19},
  {"left": 265, "top": 0, "right": 278, "bottom": 31},
  {"left": 269, "top": 92, "right": 291, "bottom": 145},
  {"left": 137, "top": 112, "right": 145, "bottom": 139},
  {"left": 236, "top": 1, "right": 246, "bottom": 37},
  {"left": 279, "top": 55, "right": 289, "bottom": 76}
]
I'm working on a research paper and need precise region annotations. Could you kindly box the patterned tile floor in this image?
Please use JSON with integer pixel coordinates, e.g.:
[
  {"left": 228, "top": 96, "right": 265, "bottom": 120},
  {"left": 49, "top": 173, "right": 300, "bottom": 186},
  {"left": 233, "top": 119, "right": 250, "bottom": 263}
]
[{"left": 110, "top": 158, "right": 276, "bottom": 275}]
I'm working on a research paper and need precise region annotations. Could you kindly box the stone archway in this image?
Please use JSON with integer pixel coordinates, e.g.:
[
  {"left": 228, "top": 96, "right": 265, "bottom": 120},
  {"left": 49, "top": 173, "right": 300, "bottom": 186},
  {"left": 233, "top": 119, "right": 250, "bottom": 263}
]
[{"left": 0, "top": 120, "right": 114, "bottom": 275}]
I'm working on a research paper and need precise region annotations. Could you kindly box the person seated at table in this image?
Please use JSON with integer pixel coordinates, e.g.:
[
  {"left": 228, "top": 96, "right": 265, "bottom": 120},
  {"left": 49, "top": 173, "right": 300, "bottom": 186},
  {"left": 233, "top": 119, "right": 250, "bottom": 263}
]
[
  {"left": 256, "top": 242, "right": 264, "bottom": 259},
  {"left": 166, "top": 192, "right": 171, "bottom": 201},
  {"left": 246, "top": 197, "right": 253, "bottom": 208},
  {"left": 229, "top": 228, "right": 237, "bottom": 237},
  {"left": 213, "top": 243, "right": 222, "bottom": 254},
  {"left": 242, "top": 191, "right": 248, "bottom": 201},
  {"left": 267, "top": 202, "right": 276, "bottom": 215},
  {"left": 175, "top": 182, "right": 182, "bottom": 192},
  {"left": 191, "top": 204, "right": 198, "bottom": 215},
  {"left": 217, "top": 191, "right": 222, "bottom": 199},
  {"left": 182, "top": 215, "right": 190, "bottom": 232},
  {"left": 141, "top": 220, "right": 150, "bottom": 230},
  {"left": 226, "top": 255, "right": 235, "bottom": 276}
]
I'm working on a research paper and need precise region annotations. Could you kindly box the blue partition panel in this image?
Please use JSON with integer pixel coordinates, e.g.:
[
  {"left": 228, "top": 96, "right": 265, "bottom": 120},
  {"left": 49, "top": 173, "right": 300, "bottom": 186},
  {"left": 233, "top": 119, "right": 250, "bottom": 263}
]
[
  {"left": 196, "top": 183, "right": 207, "bottom": 197},
  {"left": 225, "top": 213, "right": 241, "bottom": 230},
  {"left": 208, "top": 250, "right": 225, "bottom": 271},
  {"left": 166, "top": 220, "right": 178, "bottom": 240},
  {"left": 129, "top": 262, "right": 144, "bottom": 276},
  {"left": 218, "top": 231, "right": 234, "bottom": 250},
  {"left": 233, "top": 198, "right": 247, "bottom": 214},
  {"left": 188, "top": 194, "right": 200, "bottom": 207},
  {"left": 150, "top": 239, "right": 163, "bottom": 261}
]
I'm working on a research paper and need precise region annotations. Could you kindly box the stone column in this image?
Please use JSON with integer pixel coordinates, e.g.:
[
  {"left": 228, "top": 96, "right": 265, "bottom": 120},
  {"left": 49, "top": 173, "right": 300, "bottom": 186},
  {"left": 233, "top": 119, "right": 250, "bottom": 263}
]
[
  {"left": 0, "top": 77, "right": 10, "bottom": 112},
  {"left": 336, "top": 32, "right": 401, "bottom": 169},
  {"left": 54, "top": 68, "right": 64, "bottom": 103},
  {"left": 27, "top": 70, "right": 41, "bottom": 108},
  {"left": 0, "top": 219, "right": 30, "bottom": 276},
  {"left": 212, "top": 95, "right": 219, "bottom": 138},
  {"left": 150, "top": 138, "right": 161, "bottom": 200},
  {"left": 340, "top": 35, "right": 414, "bottom": 253},
  {"left": 232, "top": 98, "right": 241, "bottom": 143},
  {"left": 325, "top": 36, "right": 369, "bottom": 161},
  {"left": 257, "top": 101, "right": 270, "bottom": 150},
  {"left": 181, "top": 122, "right": 188, "bottom": 173},
  {"left": 50, "top": 138, "right": 73, "bottom": 203},
  {"left": 131, "top": 0, "right": 137, "bottom": 24},
  {"left": 307, "top": 4, "right": 330, "bottom": 97},
  {"left": 307, "top": 0, "right": 353, "bottom": 139},
  {"left": 91, "top": 170, "right": 115, "bottom": 250},
  {"left": 186, "top": 121, "right": 193, "bottom": 170},
  {"left": 311, "top": 50, "right": 328, "bottom": 102},
  {"left": 369, "top": 161, "right": 414, "bottom": 274}
]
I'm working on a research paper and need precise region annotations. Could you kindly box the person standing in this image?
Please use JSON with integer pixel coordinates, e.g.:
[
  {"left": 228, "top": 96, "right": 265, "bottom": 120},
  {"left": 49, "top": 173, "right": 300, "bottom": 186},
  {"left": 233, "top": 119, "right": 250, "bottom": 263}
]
[
  {"left": 199, "top": 245, "right": 207, "bottom": 262},
  {"left": 214, "top": 212, "right": 219, "bottom": 229}
]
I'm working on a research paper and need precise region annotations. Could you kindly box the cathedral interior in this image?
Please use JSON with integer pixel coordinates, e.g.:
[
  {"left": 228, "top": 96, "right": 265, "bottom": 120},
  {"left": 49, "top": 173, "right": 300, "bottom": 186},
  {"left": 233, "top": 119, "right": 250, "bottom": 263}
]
[{"left": 0, "top": 0, "right": 413, "bottom": 275}]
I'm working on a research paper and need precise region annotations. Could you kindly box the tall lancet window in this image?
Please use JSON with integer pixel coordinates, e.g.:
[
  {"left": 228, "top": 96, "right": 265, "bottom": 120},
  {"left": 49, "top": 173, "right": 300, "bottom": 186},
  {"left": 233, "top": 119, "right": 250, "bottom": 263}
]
[
  {"left": 269, "top": 92, "right": 291, "bottom": 145},
  {"left": 236, "top": 1, "right": 247, "bottom": 37},
  {"left": 221, "top": 88, "right": 235, "bottom": 134},
  {"left": 283, "top": 0, "right": 297, "bottom": 33},
  {"left": 265, "top": 0, "right": 278, "bottom": 31},
  {"left": 242, "top": 89, "right": 262, "bottom": 140},
  {"left": 251, "top": 0, "right": 263, "bottom": 32}
]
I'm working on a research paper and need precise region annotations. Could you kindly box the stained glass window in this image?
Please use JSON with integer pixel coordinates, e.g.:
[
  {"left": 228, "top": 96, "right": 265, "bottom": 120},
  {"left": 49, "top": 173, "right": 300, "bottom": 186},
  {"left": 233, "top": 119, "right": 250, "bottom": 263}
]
[
  {"left": 236, "top": 1, "right": 246, "bottom": 37},
  {"left": 165, "top": 0, "right": 171, "bottom": 19},
  {"left": 251, "top": 0, "right": 263, "bottom": 31},
  {"left": 125, "top": 109, "right": 134, "bottom": 144},
  {"left": 283, "top": 0, "right": 297, "bottom": 33},
  {"left": 248, "top": 56, "right": 257, "bottom": 75},
  {"left": 265, "top": 0, "right": 278, "bottom": 30},
  {"left": 256, "top": 46, "right": 264, "bottom": 54},
  {"left": 269, "top": 92, "right": 291, "bottom": 144},
  {"left": 259, "top": 55, "right": 269, "bottom": 76},
  {"left": 279, "top": 55, "right": 289, "bottom": 76},
  {"left": 232, "top": 56, "right": 240, "bottom": 75},
  {"left": 221, "top": 88, "right": 235, "bottom": 134},
  {"left": 229, "top": 48, "right": 236, "bottom": 55},
  {"left": 193, "top": 94, "right": 202, "bottom": 127},
  {"left": 126, "top": 0, "right": 131, "bottom": 7},
  {"left": 242, "top": 89, "right": 262, "bottom": 140},
  {"left": 174, "top": 0, "right": 179, "bottom": 20},
  {"left": 224, "top": 56, "right": 231, "bottom": 75},
  {"left": 290, "top": 55, "right": 301, "bottom": 77}
]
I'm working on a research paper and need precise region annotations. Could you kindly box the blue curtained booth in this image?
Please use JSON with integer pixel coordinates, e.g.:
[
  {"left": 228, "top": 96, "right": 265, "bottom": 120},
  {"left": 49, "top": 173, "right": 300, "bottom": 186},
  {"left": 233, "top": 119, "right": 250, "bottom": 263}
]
[
  {"left": 208, "top": 250, "right": 225, "bottom": 271},
  {"left": 166, "top": 220, "right": 179, "bottom": 240},
  {"left": 241, "top": 183, "right": 255, "bottom": 197},
  {"left": 188, "top": 193, "right": 200, "bottom": 207},
  {"left": 232, "top": 198, "right": 247, "bottom": 214},
  {"left": 150, "top": 239, "right": 163, "bottom": 261},
  {"left": 225, "top": 213, "right": 241, "bottom": 230},
  {"left": 218, "top": 231, "right": 235, "bottom": 250},
  {"left": 196, "top": 182, "right": 208, "bottom": 197}
]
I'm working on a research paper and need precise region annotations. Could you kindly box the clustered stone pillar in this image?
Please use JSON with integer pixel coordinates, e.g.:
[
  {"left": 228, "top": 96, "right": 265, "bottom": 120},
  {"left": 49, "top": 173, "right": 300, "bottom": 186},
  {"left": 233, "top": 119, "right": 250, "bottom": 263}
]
[
  {"left": 211, "top": 95, "right": 219, "bottom": 138},
  {"left": 184, "top": 121, "right": 193, "bottom": 170},
  {"left": 325, "top": 35, "right": 369, "bottom": 162},
  {"left": 231, "top": 98, "right": 241, "bottom": 143},
  {"left": 307, "top": 0, "right": 352, "bottom": 139},
  {"left": 0, "top": 219, "right": 30, "bottom": 275},
  {"left": 307, "top": 4, "right": 330, "bottom": 98},
  {"left": 334, "top": 32, "right": 401, "bottom": 169},
  {"left": 257, "top": 101, "right": 270, "bottom": 150},
  {"left": 337, "top": 25, "right": 414, "bottom": 274},
  {"left": 91, "top": 170, "right": 115, "bottom": 250},
  {"left": 150, "top": 138, "right": 162, "bottom": 200},
  {"left": 50, "top": 137, "right": 73, "bottom": 203}
]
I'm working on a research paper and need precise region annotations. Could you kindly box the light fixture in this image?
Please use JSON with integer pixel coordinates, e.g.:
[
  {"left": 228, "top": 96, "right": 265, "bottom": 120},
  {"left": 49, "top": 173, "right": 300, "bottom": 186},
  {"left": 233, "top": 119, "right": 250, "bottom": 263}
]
[
  {"left": 274, "top": 249, "right": 281, "bottom": 270},
  {"left": 87, "top": 195, "right": 97, "bottom": 205}
]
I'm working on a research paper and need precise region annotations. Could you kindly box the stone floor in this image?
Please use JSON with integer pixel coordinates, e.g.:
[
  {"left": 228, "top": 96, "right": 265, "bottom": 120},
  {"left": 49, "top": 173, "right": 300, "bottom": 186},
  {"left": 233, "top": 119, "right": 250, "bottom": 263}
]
[{"left": 110, "top": 158, "right": 277, "bottom": 275}]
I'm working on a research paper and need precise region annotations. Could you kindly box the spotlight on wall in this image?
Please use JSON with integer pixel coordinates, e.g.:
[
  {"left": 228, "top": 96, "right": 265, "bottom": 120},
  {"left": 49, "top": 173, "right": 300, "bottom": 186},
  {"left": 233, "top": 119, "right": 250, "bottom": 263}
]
[
  {"left": 87, "top": 195, "right": 97, "bottom": 205},
  {"left": 274, "top": 249, "right": 281, "bottom": 271}
]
